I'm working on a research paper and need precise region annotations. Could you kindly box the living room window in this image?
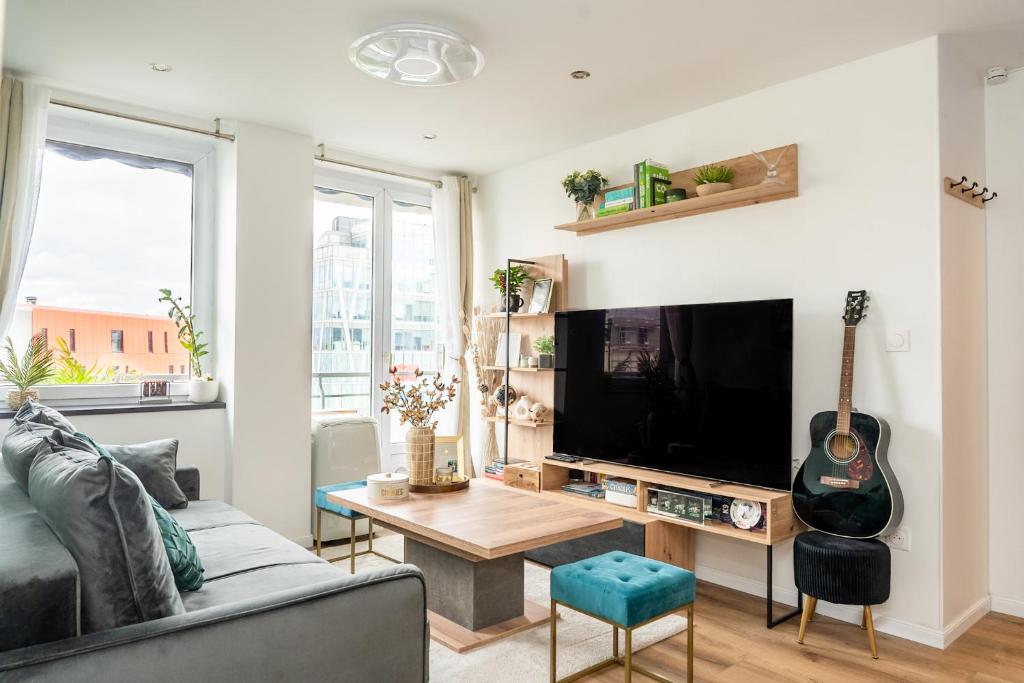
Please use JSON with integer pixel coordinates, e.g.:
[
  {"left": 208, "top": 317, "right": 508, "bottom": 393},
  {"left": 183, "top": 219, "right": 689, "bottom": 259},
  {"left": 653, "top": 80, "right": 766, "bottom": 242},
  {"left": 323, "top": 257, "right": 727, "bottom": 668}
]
[
  {"left": 312, "top": 173, "right": 439, "bottom": 463},
  {"left": 8, "top": 107, "right": 213, "bottom": 399}
]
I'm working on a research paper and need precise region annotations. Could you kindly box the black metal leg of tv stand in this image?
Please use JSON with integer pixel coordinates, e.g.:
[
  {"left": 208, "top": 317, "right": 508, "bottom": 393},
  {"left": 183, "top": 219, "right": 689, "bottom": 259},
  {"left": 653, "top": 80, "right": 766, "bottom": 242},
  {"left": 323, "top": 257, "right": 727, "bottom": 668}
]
[{"left": 766, "top": 544, "right": 802, "bottom": 629}]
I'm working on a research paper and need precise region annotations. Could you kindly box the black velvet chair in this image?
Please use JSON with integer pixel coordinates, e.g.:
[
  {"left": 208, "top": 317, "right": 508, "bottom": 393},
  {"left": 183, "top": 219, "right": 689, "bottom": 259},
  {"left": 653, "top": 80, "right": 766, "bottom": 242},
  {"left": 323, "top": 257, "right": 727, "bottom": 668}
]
[{"left": 792, "top": 530, "right": 891, "bottom": 658}]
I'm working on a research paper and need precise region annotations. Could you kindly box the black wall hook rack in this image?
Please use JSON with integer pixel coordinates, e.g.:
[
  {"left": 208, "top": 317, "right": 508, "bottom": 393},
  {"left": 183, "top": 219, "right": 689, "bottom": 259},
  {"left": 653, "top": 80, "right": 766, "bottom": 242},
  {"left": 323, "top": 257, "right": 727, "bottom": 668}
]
[{"left": 944, "top": 176, "right": 997, "bottom": 209}]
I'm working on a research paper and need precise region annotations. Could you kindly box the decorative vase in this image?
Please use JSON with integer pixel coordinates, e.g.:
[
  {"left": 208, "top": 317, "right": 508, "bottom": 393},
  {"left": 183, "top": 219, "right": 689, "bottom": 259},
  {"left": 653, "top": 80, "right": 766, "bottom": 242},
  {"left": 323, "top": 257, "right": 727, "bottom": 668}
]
[
  {"left": 512, "top": 395, "right": 532, "bottom": 421},
  {"left": 695, "top": 182, "right": 733, "bottom": 197},
  {"left": 499, "top": 293, "right": 524, "bottom": 313},
  {"left": 188, "top": 379, "right": 219, "bottom": 403},
  {"left": 576, "top": 201, "right": 595, "bottom": 222},
  {"left": 6, "top": 388, "right": 38, "bottom": 411},
  {"left": 406, "top": 426, "right": 436, "bottom": 485},
  {"left": 538, "top": 353, "right": 553, "bottom": 368}
]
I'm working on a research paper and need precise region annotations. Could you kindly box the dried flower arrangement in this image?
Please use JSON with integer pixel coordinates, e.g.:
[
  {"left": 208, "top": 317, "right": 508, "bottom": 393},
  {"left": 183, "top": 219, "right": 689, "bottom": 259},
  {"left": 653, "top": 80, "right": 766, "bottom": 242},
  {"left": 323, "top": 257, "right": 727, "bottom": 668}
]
[
  {"left": 462, "top": 306, "right": 503, "bottom": 418},
  {"left": 379, "top": 367, "right": 459, "bottom": 429}
]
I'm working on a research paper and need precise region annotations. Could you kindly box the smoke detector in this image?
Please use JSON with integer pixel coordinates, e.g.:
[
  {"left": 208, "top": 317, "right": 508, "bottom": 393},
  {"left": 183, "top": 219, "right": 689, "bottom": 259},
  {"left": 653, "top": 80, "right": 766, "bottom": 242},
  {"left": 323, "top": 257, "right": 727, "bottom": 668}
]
[
  {"left": 349, "top": 24, "right": 484, "bottom": 87},
  {"left": 986, "top": 67, "right": 1009, "bottom": 86}
]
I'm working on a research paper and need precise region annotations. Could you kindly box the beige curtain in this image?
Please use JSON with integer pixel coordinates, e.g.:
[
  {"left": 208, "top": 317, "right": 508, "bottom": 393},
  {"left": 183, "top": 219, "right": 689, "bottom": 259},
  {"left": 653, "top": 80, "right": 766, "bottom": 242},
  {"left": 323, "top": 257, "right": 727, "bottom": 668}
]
[
  {"left": 0, "top": 76, "right": 50, "bottom": 338},
  {"left": 433, "top": 175, "right": 476, "bottom": 476}
]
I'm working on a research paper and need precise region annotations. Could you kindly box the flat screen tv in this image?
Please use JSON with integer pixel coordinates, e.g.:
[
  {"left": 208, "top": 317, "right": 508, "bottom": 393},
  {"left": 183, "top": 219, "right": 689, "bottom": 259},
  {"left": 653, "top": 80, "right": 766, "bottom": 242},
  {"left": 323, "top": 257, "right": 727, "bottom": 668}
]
[{"left": 553, "top": 299, "right": 793, "bottom": 491}]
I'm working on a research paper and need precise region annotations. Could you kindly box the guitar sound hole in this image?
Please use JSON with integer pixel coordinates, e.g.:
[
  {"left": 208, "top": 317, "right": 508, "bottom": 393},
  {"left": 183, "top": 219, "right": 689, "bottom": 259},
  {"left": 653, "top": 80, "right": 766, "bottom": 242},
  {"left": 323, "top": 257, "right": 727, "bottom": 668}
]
[{"left": 825, "top": 431, "right": 859, "bottom": 464}]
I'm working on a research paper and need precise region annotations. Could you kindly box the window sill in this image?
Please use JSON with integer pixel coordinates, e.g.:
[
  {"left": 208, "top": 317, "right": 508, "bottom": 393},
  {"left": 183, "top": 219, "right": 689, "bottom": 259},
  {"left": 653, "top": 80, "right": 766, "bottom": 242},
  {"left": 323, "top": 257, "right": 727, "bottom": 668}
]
[{"left": 0, "top": 399, "right": 226, "bottom": 419}]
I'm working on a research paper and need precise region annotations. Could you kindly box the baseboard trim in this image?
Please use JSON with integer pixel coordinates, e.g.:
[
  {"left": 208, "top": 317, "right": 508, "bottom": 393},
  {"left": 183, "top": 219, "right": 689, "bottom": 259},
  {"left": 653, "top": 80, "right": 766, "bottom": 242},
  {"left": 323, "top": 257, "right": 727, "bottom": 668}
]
[
  {"left": 991, "top": 594, "right": 1024, "bottom": 619},
  {"left": 943, "top": 596, "right": 991, "bottom": 647},
  {"left": 291, "top": 533, "right": 314, "bottom": 548},
  {"left": 694, "top": 563, "right": 947, "bottom": 649}
]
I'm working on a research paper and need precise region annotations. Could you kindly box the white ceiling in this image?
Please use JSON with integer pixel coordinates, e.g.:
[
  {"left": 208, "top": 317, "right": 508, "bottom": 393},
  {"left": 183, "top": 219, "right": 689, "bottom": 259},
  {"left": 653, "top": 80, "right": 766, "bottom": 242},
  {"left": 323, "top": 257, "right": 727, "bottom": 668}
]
[{"left": 6, "top": 0, "right": 1024, "bottom": 175}]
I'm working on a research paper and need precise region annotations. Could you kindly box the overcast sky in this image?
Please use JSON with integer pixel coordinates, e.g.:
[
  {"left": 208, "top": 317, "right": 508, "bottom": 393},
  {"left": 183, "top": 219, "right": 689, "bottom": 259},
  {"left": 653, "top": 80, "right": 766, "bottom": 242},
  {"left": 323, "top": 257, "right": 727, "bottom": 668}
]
[{"left": 19, "top": 150, "right": 192, "bottom": 317}]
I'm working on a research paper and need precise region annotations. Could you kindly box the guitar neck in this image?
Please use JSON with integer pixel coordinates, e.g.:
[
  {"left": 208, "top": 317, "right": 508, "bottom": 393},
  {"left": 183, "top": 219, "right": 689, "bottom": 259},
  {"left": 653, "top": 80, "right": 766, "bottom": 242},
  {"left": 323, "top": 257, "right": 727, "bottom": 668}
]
[{"left": 836, "top": 325, "right": 857, "bottom": 434}]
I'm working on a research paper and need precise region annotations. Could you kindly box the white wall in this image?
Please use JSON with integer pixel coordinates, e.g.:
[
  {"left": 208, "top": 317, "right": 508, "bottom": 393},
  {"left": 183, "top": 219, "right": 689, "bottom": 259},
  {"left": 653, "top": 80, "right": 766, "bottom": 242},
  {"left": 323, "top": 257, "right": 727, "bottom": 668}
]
[
  {"left": 937, "top": 37, "right": 990, "bottom": 641},
  {"left": 221, "top": 122, "right": 314, "bottom": 544},
  {"left": 475, "top": 39, "right": 949, "bottom": 642},
  {"left": 986, "top": 69, "right": 1024, "bottom": 619},
  {"left": 0, "top": 409, "right": 229, "bottom": 500}
]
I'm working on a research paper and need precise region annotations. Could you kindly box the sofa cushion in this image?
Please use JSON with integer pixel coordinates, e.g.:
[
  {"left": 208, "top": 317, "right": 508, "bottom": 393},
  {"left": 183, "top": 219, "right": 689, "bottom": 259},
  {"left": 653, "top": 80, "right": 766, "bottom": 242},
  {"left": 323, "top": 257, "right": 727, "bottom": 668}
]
[
  {"left": 103, "top": 439, "right": 188, "bottom": 509},
  {"left": 180, "top": 562, "right": 345, "bottom": 612},
  {"left": 0, "top": 467, "right": 79, "bottom": 652},
  {"left": 170, "top": 499, "right": 257, "bottom": 532},
  {"left": 189, "top": 522, "right": 324, "bottom": 581},
  {"left": 28, "top": 447, "right": 184, "bottom": 633},
  {"left": 1, "top": 421, "right": 55, "bottom": 492},
  {"left": 13, "top": 399, "right": 76, "bottom": 433}
]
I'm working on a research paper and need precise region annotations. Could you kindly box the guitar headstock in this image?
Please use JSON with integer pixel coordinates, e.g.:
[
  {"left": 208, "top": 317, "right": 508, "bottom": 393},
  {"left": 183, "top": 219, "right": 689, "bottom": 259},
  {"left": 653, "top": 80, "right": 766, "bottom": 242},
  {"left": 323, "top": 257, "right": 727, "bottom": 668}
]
[{"left": 843, "top": 290, "right": 870, "bottom": 326}]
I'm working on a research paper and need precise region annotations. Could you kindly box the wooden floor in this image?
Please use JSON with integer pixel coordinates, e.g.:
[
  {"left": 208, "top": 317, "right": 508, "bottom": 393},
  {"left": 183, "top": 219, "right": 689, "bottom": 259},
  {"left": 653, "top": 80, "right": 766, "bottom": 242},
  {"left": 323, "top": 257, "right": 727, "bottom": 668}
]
[{"left": 579, "top": 581, "right": 1024, "bottom": 682}]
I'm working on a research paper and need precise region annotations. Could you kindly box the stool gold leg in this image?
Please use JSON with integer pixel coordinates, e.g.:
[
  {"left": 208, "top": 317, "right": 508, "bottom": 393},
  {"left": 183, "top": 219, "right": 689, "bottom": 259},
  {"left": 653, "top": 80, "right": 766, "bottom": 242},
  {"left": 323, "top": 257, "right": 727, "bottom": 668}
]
[
  {"left": 550, "top": 600, "right": 557, "bottom": 683},
  {"left": 687, "top": 604, "right": 694, "bottom": 683},
  {"left": 315, "top": 508, "right": 322, "bottom": 557},
  {"left": 864, "top": 606, "right": 879, "bottom": 659},
  {"left": 368, "top": 518, "right": 374, "bottom": 553},
  {"left": 624, "top": 628, "right": 632, "bottom": 683},
  {"left": 613, "top": 625, "right": 619, "bottom": 659},
  {"left": 349, "top": 518, "right": 357, "bottom": 574},
  {"left": 797, "top": 596, "right": 817, "bottom": 644}
]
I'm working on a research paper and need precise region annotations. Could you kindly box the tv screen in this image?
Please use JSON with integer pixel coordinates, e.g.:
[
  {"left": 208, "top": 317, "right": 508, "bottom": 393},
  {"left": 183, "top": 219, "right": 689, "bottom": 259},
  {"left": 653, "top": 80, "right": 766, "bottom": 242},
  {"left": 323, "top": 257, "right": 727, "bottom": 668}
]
[{"left": 553, "top": 299, "right": 793, "bottom": 490}]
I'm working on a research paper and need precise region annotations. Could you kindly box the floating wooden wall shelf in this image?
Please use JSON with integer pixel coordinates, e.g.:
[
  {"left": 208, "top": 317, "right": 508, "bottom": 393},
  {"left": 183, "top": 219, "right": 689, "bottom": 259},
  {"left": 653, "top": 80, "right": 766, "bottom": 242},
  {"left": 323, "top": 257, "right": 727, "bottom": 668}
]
[{"left": 555, "top": 144, "right": 799, "bottom": 237}]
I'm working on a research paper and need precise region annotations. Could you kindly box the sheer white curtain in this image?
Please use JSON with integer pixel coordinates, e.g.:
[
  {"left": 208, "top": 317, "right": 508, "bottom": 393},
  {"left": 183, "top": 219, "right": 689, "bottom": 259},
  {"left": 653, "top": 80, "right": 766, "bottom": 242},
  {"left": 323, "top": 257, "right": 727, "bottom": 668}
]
[
  {"left": 432, "top": 175, "right": 475, "bottom": 474},
  {"left": 0, "top": 77, "right": 50, "bottom": 338}
]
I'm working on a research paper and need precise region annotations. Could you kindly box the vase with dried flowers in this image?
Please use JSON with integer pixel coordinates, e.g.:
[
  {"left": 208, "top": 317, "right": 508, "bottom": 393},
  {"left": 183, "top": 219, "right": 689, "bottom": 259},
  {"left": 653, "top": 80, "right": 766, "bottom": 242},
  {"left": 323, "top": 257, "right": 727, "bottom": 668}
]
[{"left": 380, "top": 367, "right": 459, "bottom": 485}]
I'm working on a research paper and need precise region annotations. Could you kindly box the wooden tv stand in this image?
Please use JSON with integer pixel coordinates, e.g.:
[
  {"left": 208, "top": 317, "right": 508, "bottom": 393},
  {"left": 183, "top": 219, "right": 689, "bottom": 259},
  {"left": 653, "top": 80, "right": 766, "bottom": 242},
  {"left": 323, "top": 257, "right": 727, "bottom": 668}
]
[{"left": 534, "top": 459, "right": 805, "bottom": 628}]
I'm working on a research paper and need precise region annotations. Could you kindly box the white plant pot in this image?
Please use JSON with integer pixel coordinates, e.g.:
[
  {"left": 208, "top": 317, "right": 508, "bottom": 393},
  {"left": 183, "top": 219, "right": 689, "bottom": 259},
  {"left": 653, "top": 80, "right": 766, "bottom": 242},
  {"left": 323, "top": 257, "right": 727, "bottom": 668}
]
[
  {"left": 188, "top": 379, "right": 219, "bottom": 403},
  {"left": 695, "top": 182, "right": 733, "bottom": 197}
]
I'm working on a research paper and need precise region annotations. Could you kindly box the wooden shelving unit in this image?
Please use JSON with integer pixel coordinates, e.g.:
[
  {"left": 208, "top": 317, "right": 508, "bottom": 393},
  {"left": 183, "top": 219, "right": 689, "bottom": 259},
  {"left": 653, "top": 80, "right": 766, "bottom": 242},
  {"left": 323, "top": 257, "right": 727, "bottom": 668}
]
[
  {"left": 485, "top": 416, "right": 552, "bottom": 428},
  {"left": 555, "top": 145, "right": 798, "bottom": 237},
  {"left": 483, "top": 366, "right": 553, "bottom": 373}
]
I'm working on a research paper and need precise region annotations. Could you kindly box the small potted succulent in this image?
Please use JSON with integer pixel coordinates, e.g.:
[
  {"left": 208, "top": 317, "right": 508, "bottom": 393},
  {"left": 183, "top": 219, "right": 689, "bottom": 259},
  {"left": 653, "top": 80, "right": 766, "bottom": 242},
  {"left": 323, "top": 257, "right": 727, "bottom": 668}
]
[
  {"left": 562, "top": 169, "right": 608, "bottom": 222},
  {"left": 693, "top": 164, "right": 735, "bottom": 196},
  {"left": 534, "top": 335, "right": 555, "bottom": 368},
  {"left": 0, "top": 335, "right": 54, "bottom": 410},
  {"left": 159, "top": 289, "right": 217, "bottom": 403},
  {"left": 490, "top": 265, "right": 530, "bottom": 312}
]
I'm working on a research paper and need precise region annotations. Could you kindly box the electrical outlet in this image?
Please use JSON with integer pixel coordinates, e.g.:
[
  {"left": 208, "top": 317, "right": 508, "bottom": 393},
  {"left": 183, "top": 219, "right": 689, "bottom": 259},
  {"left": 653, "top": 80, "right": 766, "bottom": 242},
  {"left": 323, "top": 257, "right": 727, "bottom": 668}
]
[{"left": 882, "top": 527, "right": 911, "bottom": 551}]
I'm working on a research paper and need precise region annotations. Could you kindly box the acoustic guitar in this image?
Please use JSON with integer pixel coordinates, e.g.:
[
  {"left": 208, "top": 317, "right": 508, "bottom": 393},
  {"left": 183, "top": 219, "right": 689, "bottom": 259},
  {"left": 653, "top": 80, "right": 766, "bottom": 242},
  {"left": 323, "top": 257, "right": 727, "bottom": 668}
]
[{"left": 792, "top": 290, "right": 903, "bottom": 539}]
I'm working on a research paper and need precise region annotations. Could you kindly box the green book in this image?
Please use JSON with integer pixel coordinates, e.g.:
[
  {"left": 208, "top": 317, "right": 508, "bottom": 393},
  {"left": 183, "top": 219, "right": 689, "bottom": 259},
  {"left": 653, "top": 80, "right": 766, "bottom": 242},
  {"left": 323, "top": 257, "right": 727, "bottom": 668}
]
[
  {"left": 645, "top": 160, "right": 670, "bottom": 205},
  {"left": 597, "top": 203, "right": 633, "bottom": 217}
]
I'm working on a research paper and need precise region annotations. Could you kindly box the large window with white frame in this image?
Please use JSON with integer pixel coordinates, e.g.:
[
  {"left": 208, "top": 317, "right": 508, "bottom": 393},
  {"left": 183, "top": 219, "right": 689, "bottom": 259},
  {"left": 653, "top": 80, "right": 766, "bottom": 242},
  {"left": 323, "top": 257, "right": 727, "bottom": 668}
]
[
  {"left": 311, "top": 171, "right": 440, "bottom": 465},
  {"left": 6, "top": 107, "right": 213, "bottom": 397}
]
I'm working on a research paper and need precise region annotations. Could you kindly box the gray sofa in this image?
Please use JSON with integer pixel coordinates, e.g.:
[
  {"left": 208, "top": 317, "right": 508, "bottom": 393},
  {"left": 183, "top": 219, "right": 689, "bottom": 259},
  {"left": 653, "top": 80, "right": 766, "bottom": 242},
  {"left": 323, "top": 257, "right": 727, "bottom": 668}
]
[{"left": 0, "top": 464, "right": 429, "bottom": 682}]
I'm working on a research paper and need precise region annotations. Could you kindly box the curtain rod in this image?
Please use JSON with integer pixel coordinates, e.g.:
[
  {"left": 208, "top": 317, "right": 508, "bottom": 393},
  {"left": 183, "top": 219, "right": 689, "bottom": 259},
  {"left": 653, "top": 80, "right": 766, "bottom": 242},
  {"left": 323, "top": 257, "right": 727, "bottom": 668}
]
[
  {"left": 315, "top": 144, "right": 442, "bottom": 188},
  {"left": 50, "top": 98, "right": 236, "bottom": 142}
]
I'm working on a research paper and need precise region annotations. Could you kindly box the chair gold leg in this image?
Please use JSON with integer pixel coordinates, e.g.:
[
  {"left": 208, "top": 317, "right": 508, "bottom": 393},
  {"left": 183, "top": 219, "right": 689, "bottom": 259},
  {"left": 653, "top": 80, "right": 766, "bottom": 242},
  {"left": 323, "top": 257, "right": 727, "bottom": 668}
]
[
  {"left": 613, "top": 625, "right": 619, "bottom": 659},
  {"left": 349, "top": 518, "right": 357, "bottom": 574},
  {"left": 687, "top": 604, "right": 694, "bottom": 683},
  {"left": 624, "top": 628, "right": 632, "bottom": 683},
  {"left": 550, "top": 600, "right": 557, "bottom": 683},
  {"left": 315, "top": 508, "right": 322, "bottom": 557},
  {"left": 797, "top": 596, "right": 817, "bottom": 644},
  {"left": 864, "top": 606, "right": 879, "bottom": 659}
]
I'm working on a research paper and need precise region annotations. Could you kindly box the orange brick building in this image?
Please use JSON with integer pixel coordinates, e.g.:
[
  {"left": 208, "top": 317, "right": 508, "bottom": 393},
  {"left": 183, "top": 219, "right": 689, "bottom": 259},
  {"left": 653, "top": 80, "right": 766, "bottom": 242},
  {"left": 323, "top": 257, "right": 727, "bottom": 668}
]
[{"left": 28, "top": 305, "right": 189, "bottom": 377}]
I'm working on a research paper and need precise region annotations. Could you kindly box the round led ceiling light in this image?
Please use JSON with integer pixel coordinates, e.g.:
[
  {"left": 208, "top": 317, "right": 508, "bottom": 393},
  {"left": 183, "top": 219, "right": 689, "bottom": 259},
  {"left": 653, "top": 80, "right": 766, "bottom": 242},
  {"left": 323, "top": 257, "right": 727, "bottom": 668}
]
[{"left": 349, "top": 24, "right": 484, "bottom": 87}]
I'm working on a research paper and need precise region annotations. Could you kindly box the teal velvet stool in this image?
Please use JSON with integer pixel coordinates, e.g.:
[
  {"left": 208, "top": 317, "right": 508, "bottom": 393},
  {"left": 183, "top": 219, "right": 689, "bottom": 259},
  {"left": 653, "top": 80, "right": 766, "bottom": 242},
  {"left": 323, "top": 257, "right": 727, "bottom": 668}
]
[
  {"left": 314, "top": 481, "right": 401, "bottom": 573},
  {"left": 550, "top": 551, "right": 695, "bottom": 683}
]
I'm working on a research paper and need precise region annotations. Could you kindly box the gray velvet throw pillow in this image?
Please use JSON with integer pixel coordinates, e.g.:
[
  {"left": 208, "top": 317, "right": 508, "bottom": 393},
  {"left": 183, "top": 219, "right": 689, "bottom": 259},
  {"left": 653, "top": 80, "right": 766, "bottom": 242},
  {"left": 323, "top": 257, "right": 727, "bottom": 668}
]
[
  {"left": 28, "top": 447, "right": 184, "bottom": 633},
  {"left": 102, "top": 440, "right": 188, "bottom": 509},
  {"left": 1, "top": 421, "right": 56, "bottom": 492},
  {"left": 13, "top": 399, "right": 77, "bottom": 434}
]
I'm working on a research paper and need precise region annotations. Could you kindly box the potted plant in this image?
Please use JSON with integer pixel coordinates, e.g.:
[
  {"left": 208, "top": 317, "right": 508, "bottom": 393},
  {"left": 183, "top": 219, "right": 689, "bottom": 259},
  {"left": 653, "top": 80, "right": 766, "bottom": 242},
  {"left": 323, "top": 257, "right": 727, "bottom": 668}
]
[
  {"left": 692, "top": 164, "right": 735, "bottom": 196},
  {"left": 159, "top": 288, "right": 216, "bottom": 403},
  {"left": 489, "top": 265, "right": 529, "bottom": 312},
  {"left": 380, "top": 368, "right": 459, "bottom": 485},
  {"left": 562, "top": 169, "right": 608, "bottom": 222},
  {"left": 0, "top": 335, "right": 54, "bottom": 410},
  {"left": 534, "top": 335, "right": 555, "bottom": 368}
]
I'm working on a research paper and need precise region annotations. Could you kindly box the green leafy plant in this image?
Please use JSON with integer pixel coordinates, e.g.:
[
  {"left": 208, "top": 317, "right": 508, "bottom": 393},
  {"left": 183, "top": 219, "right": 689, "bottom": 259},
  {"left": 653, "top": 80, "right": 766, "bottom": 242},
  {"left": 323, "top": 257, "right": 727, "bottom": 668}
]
[
  {"left": 50, "top": 337, "right": 115, "bottom": 385},
  {"left": 692, "top": 165, "right": 735, "bottom": 185},
  {"left": 489, "top": 265, "right": 529, "bottom": 296},
  {"left": 0, "top": 334, "right": 54, "bottom": 390},
  {"left": 534, "top": 335, "right": 555, "bottom": 355},
  {"left": 159, "top": 288, "right": 209, "bottom": 378},
  {"left": 561, "top": 169, "right": 608, "bottom": 204}
]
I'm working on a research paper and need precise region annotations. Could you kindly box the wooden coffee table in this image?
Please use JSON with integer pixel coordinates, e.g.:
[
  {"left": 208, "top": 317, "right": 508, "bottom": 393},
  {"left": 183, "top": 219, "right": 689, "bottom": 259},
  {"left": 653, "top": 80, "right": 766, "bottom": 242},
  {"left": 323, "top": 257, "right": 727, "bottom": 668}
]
[{"left": 328, "top": 479, "right": 621, "bottom": 652}]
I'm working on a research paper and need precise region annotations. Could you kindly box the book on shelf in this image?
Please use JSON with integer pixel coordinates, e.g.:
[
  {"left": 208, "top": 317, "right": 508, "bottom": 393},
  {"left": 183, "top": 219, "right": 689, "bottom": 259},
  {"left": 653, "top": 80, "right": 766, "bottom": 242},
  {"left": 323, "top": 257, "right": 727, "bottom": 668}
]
[
  {"left": 645, "top": 160, "right": 670, "bottom": 206},
  {"left": 603, "top": 477, "right": 637, "bottom": 495},
  {"left": 597, "top": 203, "right": 633, "bottom": 218},
  {"left": 561, "top": 481, "right": 605, "bottom": 498}
]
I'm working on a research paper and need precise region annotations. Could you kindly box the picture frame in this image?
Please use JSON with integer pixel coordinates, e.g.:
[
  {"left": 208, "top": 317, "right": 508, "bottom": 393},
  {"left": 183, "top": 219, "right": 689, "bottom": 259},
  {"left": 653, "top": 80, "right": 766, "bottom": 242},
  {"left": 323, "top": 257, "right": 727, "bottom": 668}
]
[
  {"left": 139, "top": 378, "right": 171, "bottom": 405},
  {"left": 519, "top": 278, "right": 535, "bottom": 310},
  {"left": 528, "top": 278, "right": 553, "bottom": 314},
  {"left": 435, "top": 435, "right": 466, "bottom": 475},
  {"left": 494, "top": 332, "right": 522, "bottom": 367}
]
